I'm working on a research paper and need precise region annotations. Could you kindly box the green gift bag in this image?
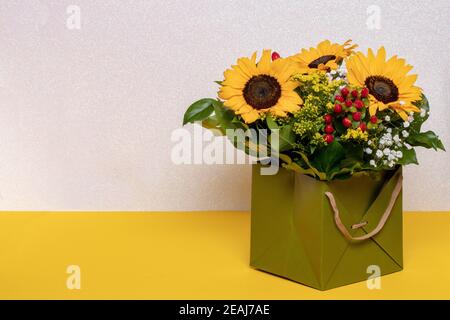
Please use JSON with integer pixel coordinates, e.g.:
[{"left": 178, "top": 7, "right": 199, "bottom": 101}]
[{"left": 250, "top": 164, "right": 403, "bottom": 290}]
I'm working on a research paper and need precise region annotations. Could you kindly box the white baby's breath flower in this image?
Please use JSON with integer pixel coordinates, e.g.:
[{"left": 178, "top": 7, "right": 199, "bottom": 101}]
[
  {"left": 384, "top": 115, "right": 391, "bottom": 121},
  {"left": 403, "top": 121, "right": 410, "bottom": 128},
  {"left": 370, "top": 160, "right": 376, "bottom": 167},
  {"left": 376, "top": 150, "right": 383, "bottom": 158},
  {"left": 404, "top": 143, "right": 412, "bottom": 150},
  {"left": 408, "top": 115, "right": 414, "bottom": 123},
  {"left": 388, "top": 161, "right": 395, "bottom": 168},
  {"left": 396, "top": 151, "right": 403, "bottom": 158},
  {"left": 393, "top": 135, "right": 400, "bottom": 143},
  {"left": 367, "top": 140, "right": 372, "bottom": 146},
  {"left": 402, "top": 130, "right": 409, "bottom": 138},
  {"left": 420, "top": 108, "right": 427, "bottom": 118},
  {"left": 365, "top": 148, "right": 373, "bottom": 154},
  {"left": 383, "top": 148, "right": 391, "bottom": 156},
  {"left": 386, "top": 128, "right": 392, "bottom": 133}
]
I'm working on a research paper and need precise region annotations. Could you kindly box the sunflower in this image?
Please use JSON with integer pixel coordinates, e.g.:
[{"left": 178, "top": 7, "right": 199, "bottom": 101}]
[
  {"left": 346, "top": 47, "right": 422, "bottom": 120},
  {"left": 289, "top": 40, "right": 357, "bottom": 73},
  {"left": 218, "top": 50, "right": 303, "bottom": 124}
]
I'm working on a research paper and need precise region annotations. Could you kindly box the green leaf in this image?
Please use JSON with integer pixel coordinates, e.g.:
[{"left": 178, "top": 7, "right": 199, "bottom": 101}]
[
  {"left": 231, "top": 117, "right": 249, "bottom": 130},
  {"left": 278, "top": 125, "right": 296, "bottom": 152},
  {"left": 334, "top": 118, "right": 346, "bottom": 135},
  {"left": 407, "top": 131, "right": 445, "bottom": 151},
  {"left": 183, "top": 98, "right": 215, "bottom": 125},
  {"left": 341, "top": 143, "right": 364, "bottom": 165},
  {"left": 397, "top": 148, "right": 418, "bottom": 165},
  {"left": 329, "top": 162, "right": 362, "bottom": 180},
  {"left": 409, "top": 95, "right": 429, "bottom": 134},
  {"left": 279, "top": 153, "right": 292, "bottom": 164},
  {"left": 266, "top": 114, "right": 279, "bottom": 130},
  {"left": 282, "top": 161, "right": 316, "bottom": 177},
  {"left": 312, "top": 141, "right": 346, "bottom": 175},
  {"left": 201, "top": 116, "right": 226, "bottom": 136},
  {"left": 212, "top": 100, "right": 236, "bottom": 130},
  {"left": 293, "top": 151, "right": 327, "bottom": 180}
]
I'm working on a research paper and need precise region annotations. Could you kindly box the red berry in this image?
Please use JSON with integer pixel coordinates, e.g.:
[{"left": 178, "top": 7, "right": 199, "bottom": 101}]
[
  {"left": 370, "top": 115, "right": 378, "bottom": 124},
  {"left": 342, "top": 118, "right": 352, "bottom": 128},
  {"left": 345, "top": 99, "right": 353, "bottom": 107},
  {"left": 334, "top": 104, "right": 343, "bottom": 113},
  {"left": 324, "top": 134, "right": 334, "bottom": 144},
  {"left": 341, "top": 87, "right": 350, "bottom": 96},
  {"left": 359, "top": 122, "right": 367, "bottom": 132},
  {"left": 351, "top": 90, "right": 359, "bottom": 98},
  {"left": 335, "top": 95, "right": 345, "bottom": 103},
  {"left": 324, "top": 114, "right": 333, "bottom": 124},
  {"left": 325, "top": 125, "right": 334, "bottom": 134},
  {"left": 354, "top": 99, "right": 364, "bottom": 109},
  {"left": 271, "top": 51, "right": 281, "bottom": 61},
  {"left": 352, "top": 112, "right": 361, "bottom": 121},
  {"left": 361, "top": 87, "right": 369, "bottom": 98}
]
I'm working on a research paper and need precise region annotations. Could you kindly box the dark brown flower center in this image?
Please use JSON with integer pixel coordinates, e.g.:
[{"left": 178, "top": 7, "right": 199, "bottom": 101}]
[
  {"left": 308, "top": 55, "right": 336, "bottom": 68},
  {"left": 243, "top": 75, "right": 282, "bottom": 110},
  {"left": 365, "top": 76, "right": 399, "bottom": 103}
]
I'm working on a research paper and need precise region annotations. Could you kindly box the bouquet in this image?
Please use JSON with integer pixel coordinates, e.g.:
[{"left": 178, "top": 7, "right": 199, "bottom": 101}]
[{"left": 183, "top": 40, "right": 444, "bottom": 180}]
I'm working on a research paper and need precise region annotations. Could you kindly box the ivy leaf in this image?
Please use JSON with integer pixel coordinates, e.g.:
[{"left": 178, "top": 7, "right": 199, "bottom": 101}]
[
  {"left": 397, "top": 148, "right": 418, "bottom": 165},
  {"left": 409, "top": 95, "right": 429, "bottom": 133},
  {"left": 183, "top": 98, "right": 215, "bottom": 125},
  {"left": 312, "top": 141, "right": 346, "bottom": 176},
  {"left": 407, "top": 131, "right": 445, "bottom": 151}
]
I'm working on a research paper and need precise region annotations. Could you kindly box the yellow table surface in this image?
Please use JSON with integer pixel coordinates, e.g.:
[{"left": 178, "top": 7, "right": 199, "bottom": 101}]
[{"left": 0, "top": 211, "right": 449, "bottom": 300}]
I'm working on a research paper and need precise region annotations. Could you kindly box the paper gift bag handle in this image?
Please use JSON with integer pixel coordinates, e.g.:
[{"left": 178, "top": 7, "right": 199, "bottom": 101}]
[{"left": 325, "top": 173, "right": 403, "bottom": 242}]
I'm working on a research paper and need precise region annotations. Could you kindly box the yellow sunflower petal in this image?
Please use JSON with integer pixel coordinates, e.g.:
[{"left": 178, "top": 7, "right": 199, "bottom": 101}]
[
  {"left": 223, "top": 96, "right": 246, "bottom": 111},
  {"left": 219, "top": 86, "right": 242, "bottom": 100},
  {"left": 256, "top": 50, "right": 272, "bottom": 74},
  {"left": 241, "top": 110, "right": 260, "bottom": 123},
  {"left": 237, "top": 57, "right": 258, "bottom": 78}
]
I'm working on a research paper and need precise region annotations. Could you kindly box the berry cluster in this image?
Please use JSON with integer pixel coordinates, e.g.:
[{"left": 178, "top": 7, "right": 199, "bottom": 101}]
[{"left": 322, "top": 86, "right": 377, "bottom": 144}]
